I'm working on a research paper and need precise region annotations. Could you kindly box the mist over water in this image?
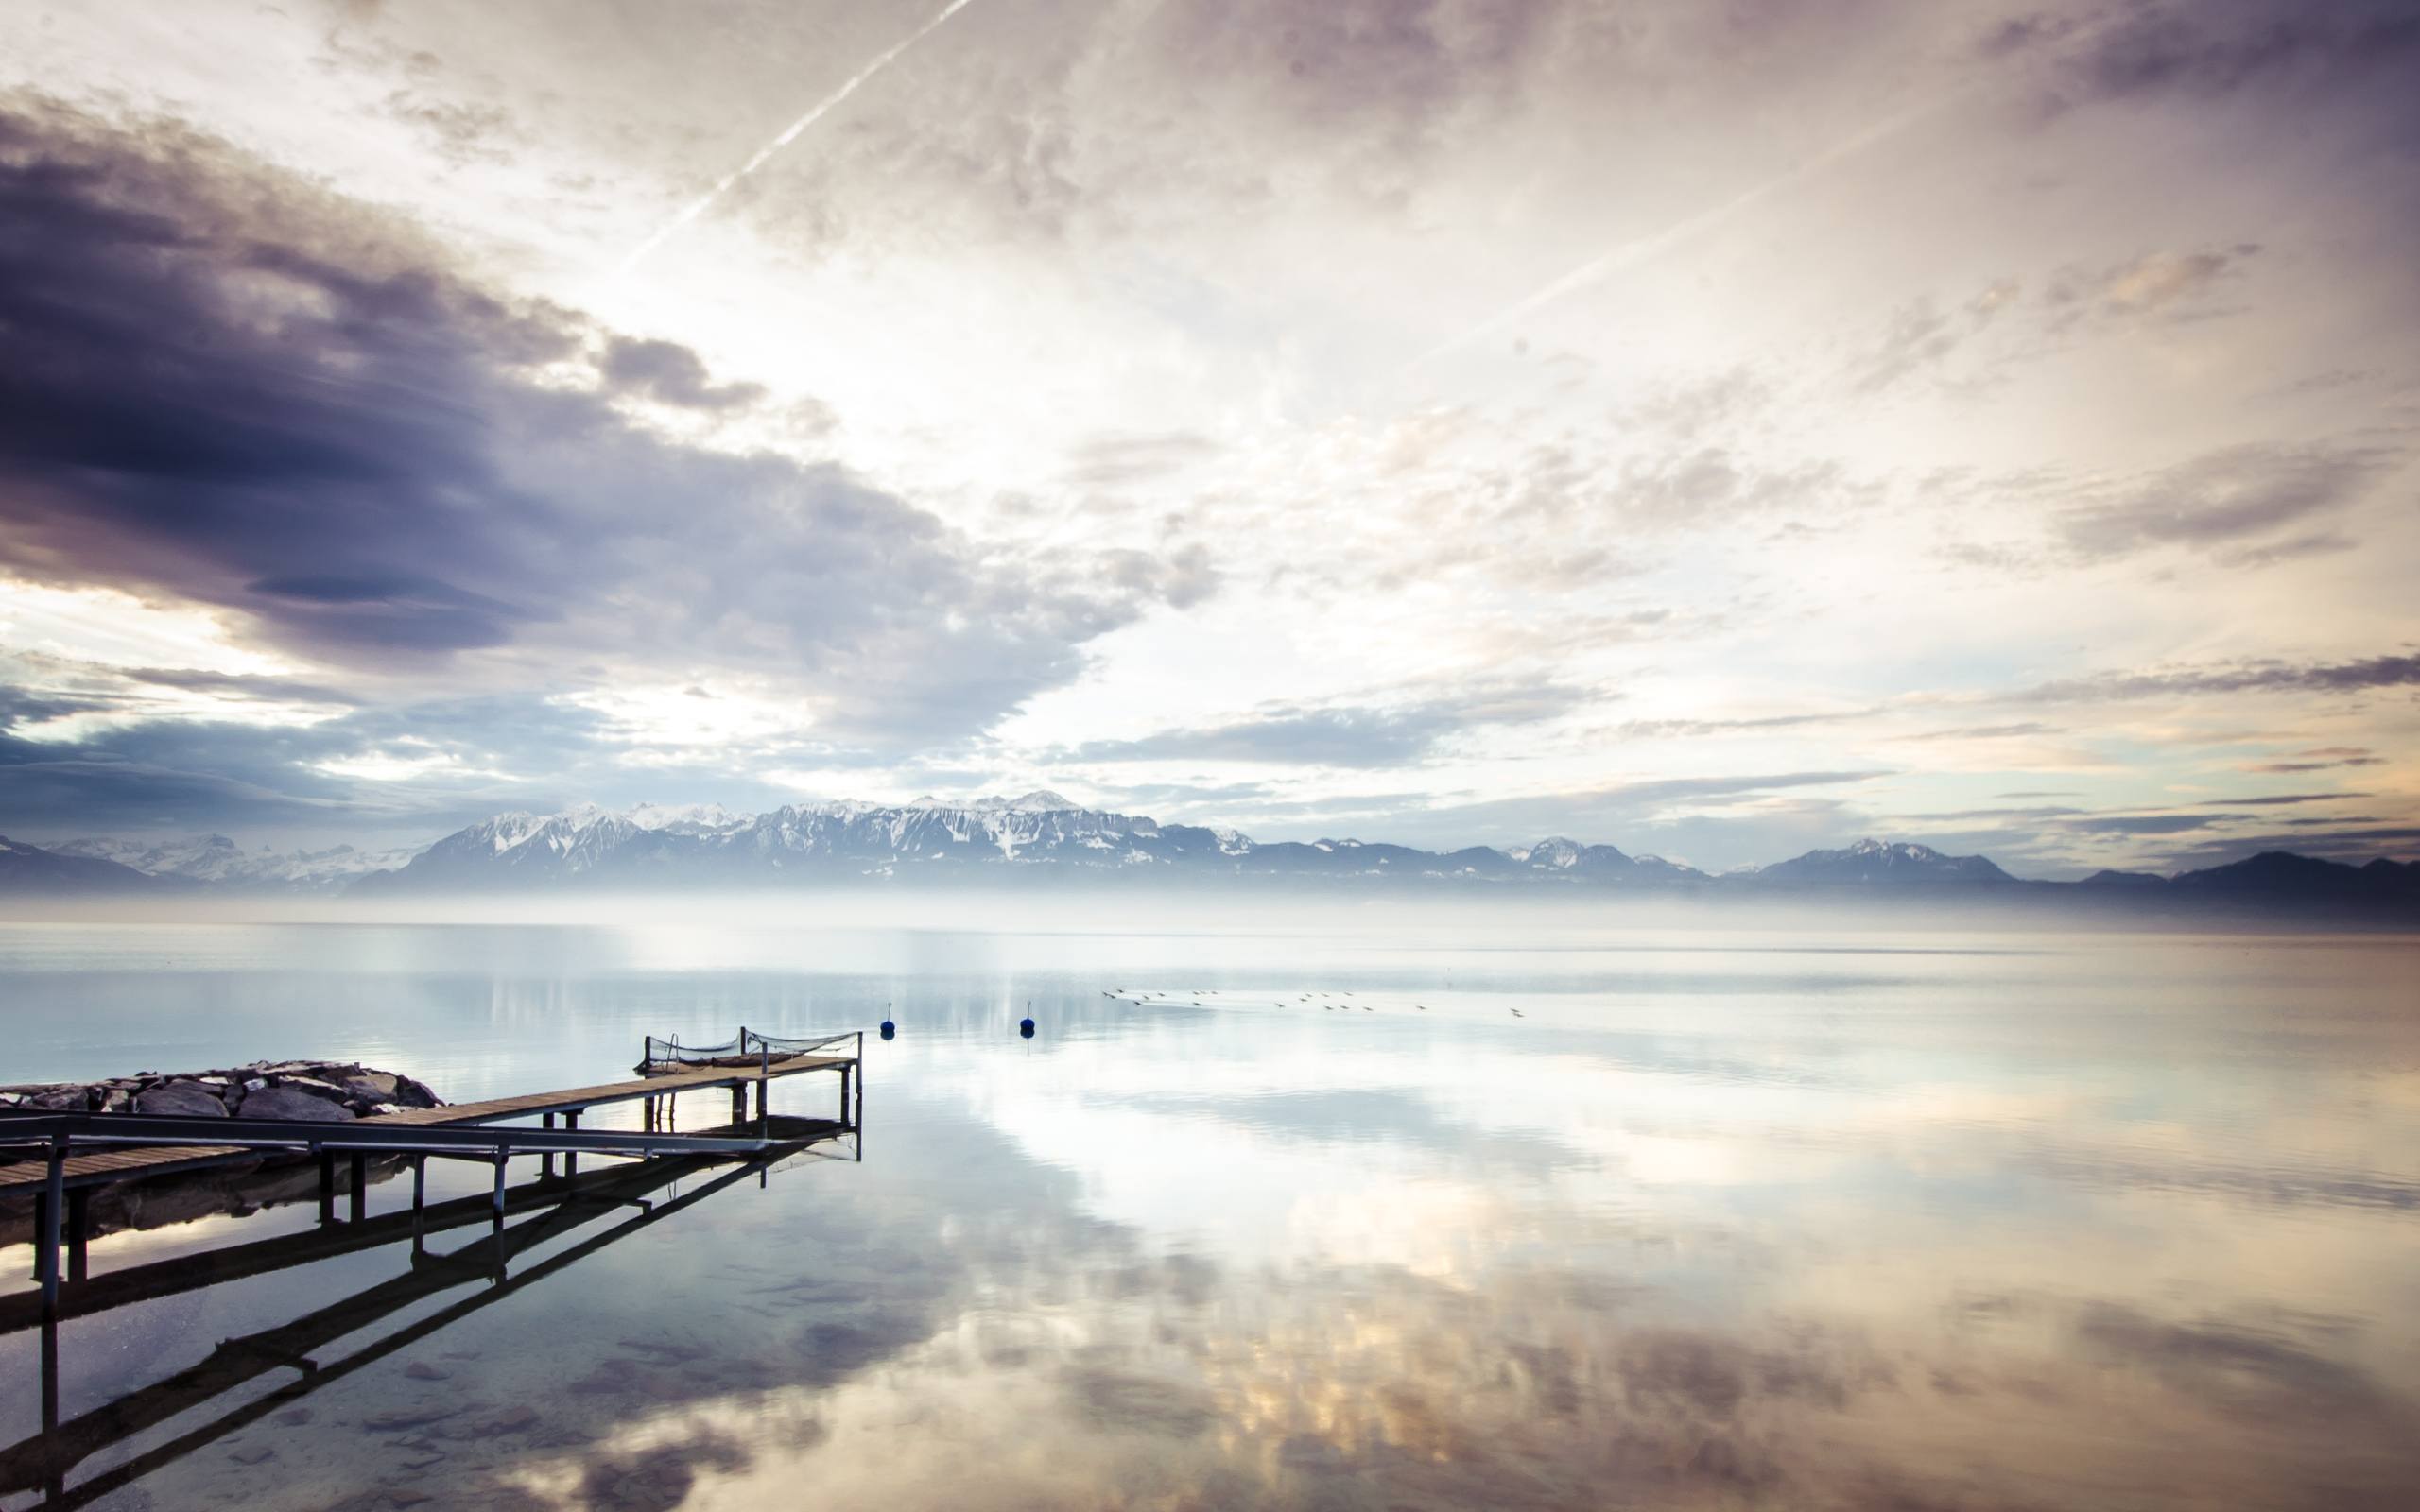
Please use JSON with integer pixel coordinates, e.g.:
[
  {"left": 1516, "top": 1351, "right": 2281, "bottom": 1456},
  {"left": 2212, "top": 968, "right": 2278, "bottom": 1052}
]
[{"left": 3, "top": 905, "right": 2417, "bottom": 1509}]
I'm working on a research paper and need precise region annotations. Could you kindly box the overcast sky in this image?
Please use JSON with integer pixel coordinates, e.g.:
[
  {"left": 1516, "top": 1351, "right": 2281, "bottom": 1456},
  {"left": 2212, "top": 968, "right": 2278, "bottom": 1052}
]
[{"left": 0, "top": 0, "right": 2414, "bottom": 875}]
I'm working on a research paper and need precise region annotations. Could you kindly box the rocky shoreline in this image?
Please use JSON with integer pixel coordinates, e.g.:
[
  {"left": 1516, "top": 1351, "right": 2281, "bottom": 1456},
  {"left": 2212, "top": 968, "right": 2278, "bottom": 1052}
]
[{"left": 0, "top": 1059, "right": 445, "bottom": 1122}]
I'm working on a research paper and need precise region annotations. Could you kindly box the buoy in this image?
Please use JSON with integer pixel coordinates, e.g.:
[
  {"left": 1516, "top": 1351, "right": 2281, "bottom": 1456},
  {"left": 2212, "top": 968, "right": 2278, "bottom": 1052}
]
[
  {"left": 880, "top": 1002, "right": 896, "bottom": 1040},
  {"left": 1020, "top": 1000, "right": 1036, "bottom": 1040}
]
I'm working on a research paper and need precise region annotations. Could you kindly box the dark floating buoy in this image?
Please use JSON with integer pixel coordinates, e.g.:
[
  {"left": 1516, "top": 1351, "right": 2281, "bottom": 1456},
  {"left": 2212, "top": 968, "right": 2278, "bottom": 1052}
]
[
  {"left": 880, "top": 1001, "right": 896, "bottom": 1040},
  {"left": 1020, "top": 1000, "right": 1036, "bottom": 1040}
]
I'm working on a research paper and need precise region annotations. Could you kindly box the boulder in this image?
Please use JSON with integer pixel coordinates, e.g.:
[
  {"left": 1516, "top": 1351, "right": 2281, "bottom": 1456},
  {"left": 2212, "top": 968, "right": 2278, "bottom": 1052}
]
[
  {"left": 134, "top": 1081, "right": 229, "bottom": 1118},
  {"left": 30, "top": 1087, "right": 92, "bottom": 1111},
  {"left": 392, "top": 1074, "right": 442, "bottom": 1109},
  {"left": 234, "top": 1084, "right": 355, "bottom": 1122}
]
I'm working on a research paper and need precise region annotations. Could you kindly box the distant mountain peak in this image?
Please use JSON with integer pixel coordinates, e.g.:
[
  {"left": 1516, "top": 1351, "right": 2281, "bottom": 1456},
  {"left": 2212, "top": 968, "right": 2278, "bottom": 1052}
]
[
  {"left": 970, "top": 789, "right": 1079, "bottom": 812},
  {"left": 1754, "top": 838, "right": 2011, "bottom": 886}
]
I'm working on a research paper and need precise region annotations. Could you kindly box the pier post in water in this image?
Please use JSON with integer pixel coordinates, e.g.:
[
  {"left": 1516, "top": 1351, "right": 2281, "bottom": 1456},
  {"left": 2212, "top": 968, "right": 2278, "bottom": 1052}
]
[
  {"left": 541, "top": 1112, "right": 556, "bottom": 1179},
  {"left": 349, "top": 1151, "right": 367, "bottom": 1223},
  {"left": 317, "top": 1146, "right": 335, "bottom": 1225},
  {"left": 490, "top": 1148, "right": 508, "bottom": 1228},
  {"left": 410, "top": 1155, "right": 427, "bottom": 1257},
  {"left": 564, "top": 1109, "right": 579, "bottom": 1179}
]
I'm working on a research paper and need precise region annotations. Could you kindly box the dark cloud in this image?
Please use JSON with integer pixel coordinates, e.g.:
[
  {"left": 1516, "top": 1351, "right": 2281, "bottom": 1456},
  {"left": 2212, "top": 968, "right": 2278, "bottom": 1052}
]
[
  {"left": 0, "top": 97, "right": 1211, "bottom": 762},
  {"left": 2015, "top": 651, "right": 2420, "bottom": 703},
  {"left": 2193, "top": 792, "right": 2361, "bottom": 807},
  {"left": 2031, "top": 0, "right": 2420, "bottom": 107},
  {"left": 2238, "top": 747, "right": 2386, "bottom": 773},
  {"left": 598, "top": 335, "right": 767, "bottom": 410},
  {"left": 2057, "top": 444, "right": 2389, "bottom": 561}
]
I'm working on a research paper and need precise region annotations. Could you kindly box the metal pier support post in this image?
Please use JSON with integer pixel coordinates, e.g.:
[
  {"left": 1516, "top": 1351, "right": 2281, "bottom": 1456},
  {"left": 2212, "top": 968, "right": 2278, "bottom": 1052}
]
[
  {"left": 38, "top": 1135, "right": 65, "bottom": 1307},
  {"left": 349, "top": 1151, "right": 368, "bottom": 1223},
  {"left": 564, "top": 1110, "right": 580, "bottom": 1179},
  {"left": 838, "top": 1064, "right": 852, "bottom": 1123},
  {"left": 491, "top": 1149, "right": 509, "bottom": 1228},
  {"left": 66, "top": 1188, "right": 90, "bottom": 1285},
  {"left": 730, "top": 1083, "right": 746, "bottom": 1125},
  {"left": 317, "top": 1147, "right": 336, "bottom": 1224},
  {"left": 542, "top": 1112, "right": 556, "bottom": 1179}
]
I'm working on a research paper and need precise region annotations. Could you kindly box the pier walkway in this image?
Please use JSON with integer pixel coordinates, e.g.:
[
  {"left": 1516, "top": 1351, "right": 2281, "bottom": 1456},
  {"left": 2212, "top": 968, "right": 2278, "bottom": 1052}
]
[{"left": 1, "top": 1028, "right": 862, "bottom": 1308}]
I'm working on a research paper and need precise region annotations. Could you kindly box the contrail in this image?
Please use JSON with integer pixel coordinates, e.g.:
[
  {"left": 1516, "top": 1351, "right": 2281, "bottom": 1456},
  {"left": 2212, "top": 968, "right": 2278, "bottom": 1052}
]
[
  {"left": 617, "top": 0, "right": 986, "bottom": 275},
  {"left": 1411, "top": 94, "right": 1948, "bottom": 366}
]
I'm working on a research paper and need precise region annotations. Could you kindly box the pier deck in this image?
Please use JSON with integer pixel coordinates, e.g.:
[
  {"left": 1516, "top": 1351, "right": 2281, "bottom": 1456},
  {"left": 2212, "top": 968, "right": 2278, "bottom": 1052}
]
[
  {"left": 0, "top": 1049, "right": 853, "bottom": 1197},
  {"left": 2, "top": 1029, "right": 863, "bottom": 1309}
]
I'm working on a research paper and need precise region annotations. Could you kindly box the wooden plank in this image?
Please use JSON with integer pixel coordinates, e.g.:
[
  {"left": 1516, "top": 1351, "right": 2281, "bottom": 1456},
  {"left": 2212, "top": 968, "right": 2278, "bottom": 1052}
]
[{"left": 0, "top": 1051, "right": 853, "bottom": 1195}]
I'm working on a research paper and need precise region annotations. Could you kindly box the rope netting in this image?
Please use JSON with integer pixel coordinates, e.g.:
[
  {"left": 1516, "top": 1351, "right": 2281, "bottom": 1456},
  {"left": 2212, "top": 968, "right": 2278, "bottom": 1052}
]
[
  {"left": 638, "top": 1034, "right": 745, "bottom": 1069},
  {"left": 744, "top": 1030, "right": 857, "bottom": 1058},
  {"left": 636, "top": 1028, "right": 860, "bottom": 1075}
]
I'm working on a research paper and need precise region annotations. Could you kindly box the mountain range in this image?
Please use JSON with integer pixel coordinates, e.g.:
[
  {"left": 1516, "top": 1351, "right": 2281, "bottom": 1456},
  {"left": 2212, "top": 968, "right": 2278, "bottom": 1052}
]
[{"left": 2, "top": 791, "right": 2412, "bottom": 915}]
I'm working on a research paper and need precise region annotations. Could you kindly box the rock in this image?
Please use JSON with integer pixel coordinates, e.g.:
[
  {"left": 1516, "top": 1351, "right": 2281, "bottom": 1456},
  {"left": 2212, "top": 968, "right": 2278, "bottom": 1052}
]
[
  {"left": 343, "top": 1078, "right": 399, "bottom": 1107},
  {"left": 362, "top": 1404, "right": 459, "bottom": 1432},
  {"left": 393, "top": 1075, "right": 442, "bottom": 1109},
  {"left": 135, "top": 1081, "right": 231, "bottom": 1118},
  {"left": 235, "top": 1084, "right": 356, "bottom": 1122},
  {"left": 482, "top": 1405, "right": 538, "bottom": 1435},
  {"left": 31, "top": 1087, "right": 92, "bottom": 1111}
]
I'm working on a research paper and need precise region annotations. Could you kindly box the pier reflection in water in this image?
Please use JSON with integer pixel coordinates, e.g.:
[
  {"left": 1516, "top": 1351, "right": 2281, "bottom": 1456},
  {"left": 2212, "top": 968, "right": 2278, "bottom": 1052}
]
[
  {"left": 0, "top": 919, "right": 2414, "bottom": 1510},
  {"left": 3, "top": 1106, "right": 859, "bottom": 1510}
]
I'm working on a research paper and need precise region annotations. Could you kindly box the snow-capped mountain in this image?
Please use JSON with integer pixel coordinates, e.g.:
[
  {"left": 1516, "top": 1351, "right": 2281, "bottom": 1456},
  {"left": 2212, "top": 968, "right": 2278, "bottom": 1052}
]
[
  {"left": 0, "top": 834, "right": 169, "bottom": 892},
  {"left": 354, "top": 794, "right": 1729, "bottom": 892},
  {"left": 50, "top": 833, "right": 423, "bottom": 891},
  {"left": 1746, "top": 838, "right": 2014, "bottom": 887},
  {"left": 18, "top": 799, "right": 2409, "bottom": 916}
]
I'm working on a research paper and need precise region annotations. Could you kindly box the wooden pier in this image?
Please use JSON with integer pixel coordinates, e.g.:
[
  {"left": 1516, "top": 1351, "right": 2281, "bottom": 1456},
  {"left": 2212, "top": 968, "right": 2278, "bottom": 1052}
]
[{"left": 1, "top": 1028, "right": 863, "bottom": 1311}]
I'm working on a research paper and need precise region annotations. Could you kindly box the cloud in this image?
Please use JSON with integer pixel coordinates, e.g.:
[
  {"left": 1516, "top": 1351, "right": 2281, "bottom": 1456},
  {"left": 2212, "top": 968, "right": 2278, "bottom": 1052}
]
[
  {"left": 2192, "top": 792, "right": 2361, "bottom": 807},
  {"left": 2042, "top": 246, "right": 2256, "bottom": 330},
  {"left": 1060, "top": 431, "right": 1225, "bottom": 487},
  {"left": 0, "top": 96, "right": 1207, "bottom": 747},
  {"left": 2238, "top": 747, "right": 2386, "bottom": 773},
  {"left": 2057, "top": 444, "right": 2388, "bottom": 561},
  {"left": 1401, "top": 771, "right": 1893, "bottom": 853},
  {"left": 2031, "top": 0, "right": 2420, "bottom": 107},
  {"left": 598, "top": 336, "right": 769, "bottom": 410},
  {"left": 1062, "top": 679, "right": 1580, "bottom": 767},
  {"left": 2015, "top": 651, "right": 2420, "bottom": 703}
]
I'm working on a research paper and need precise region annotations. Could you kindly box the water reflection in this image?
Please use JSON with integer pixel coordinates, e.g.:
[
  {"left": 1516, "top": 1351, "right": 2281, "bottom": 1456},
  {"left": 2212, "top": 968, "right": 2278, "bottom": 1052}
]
[{"left": 0, "top": 923, "right": 2412, "bottom": 1508}]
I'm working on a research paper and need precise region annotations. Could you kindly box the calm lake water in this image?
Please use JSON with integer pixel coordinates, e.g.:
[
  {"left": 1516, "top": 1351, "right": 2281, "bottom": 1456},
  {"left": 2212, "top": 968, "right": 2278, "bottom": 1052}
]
[{"left": 3, "top": 913, "right": 2417, "bottom": 1510}]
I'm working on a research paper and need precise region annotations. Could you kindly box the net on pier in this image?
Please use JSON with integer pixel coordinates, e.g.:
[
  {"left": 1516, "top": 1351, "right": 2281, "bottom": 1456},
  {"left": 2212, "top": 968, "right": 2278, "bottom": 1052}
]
[
  {"left": 635, "top": 1034, "right": 746, "bottom": 1074},
  {"left": 742, "top": 1030, "right": 857, "bottom": 1059}
]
